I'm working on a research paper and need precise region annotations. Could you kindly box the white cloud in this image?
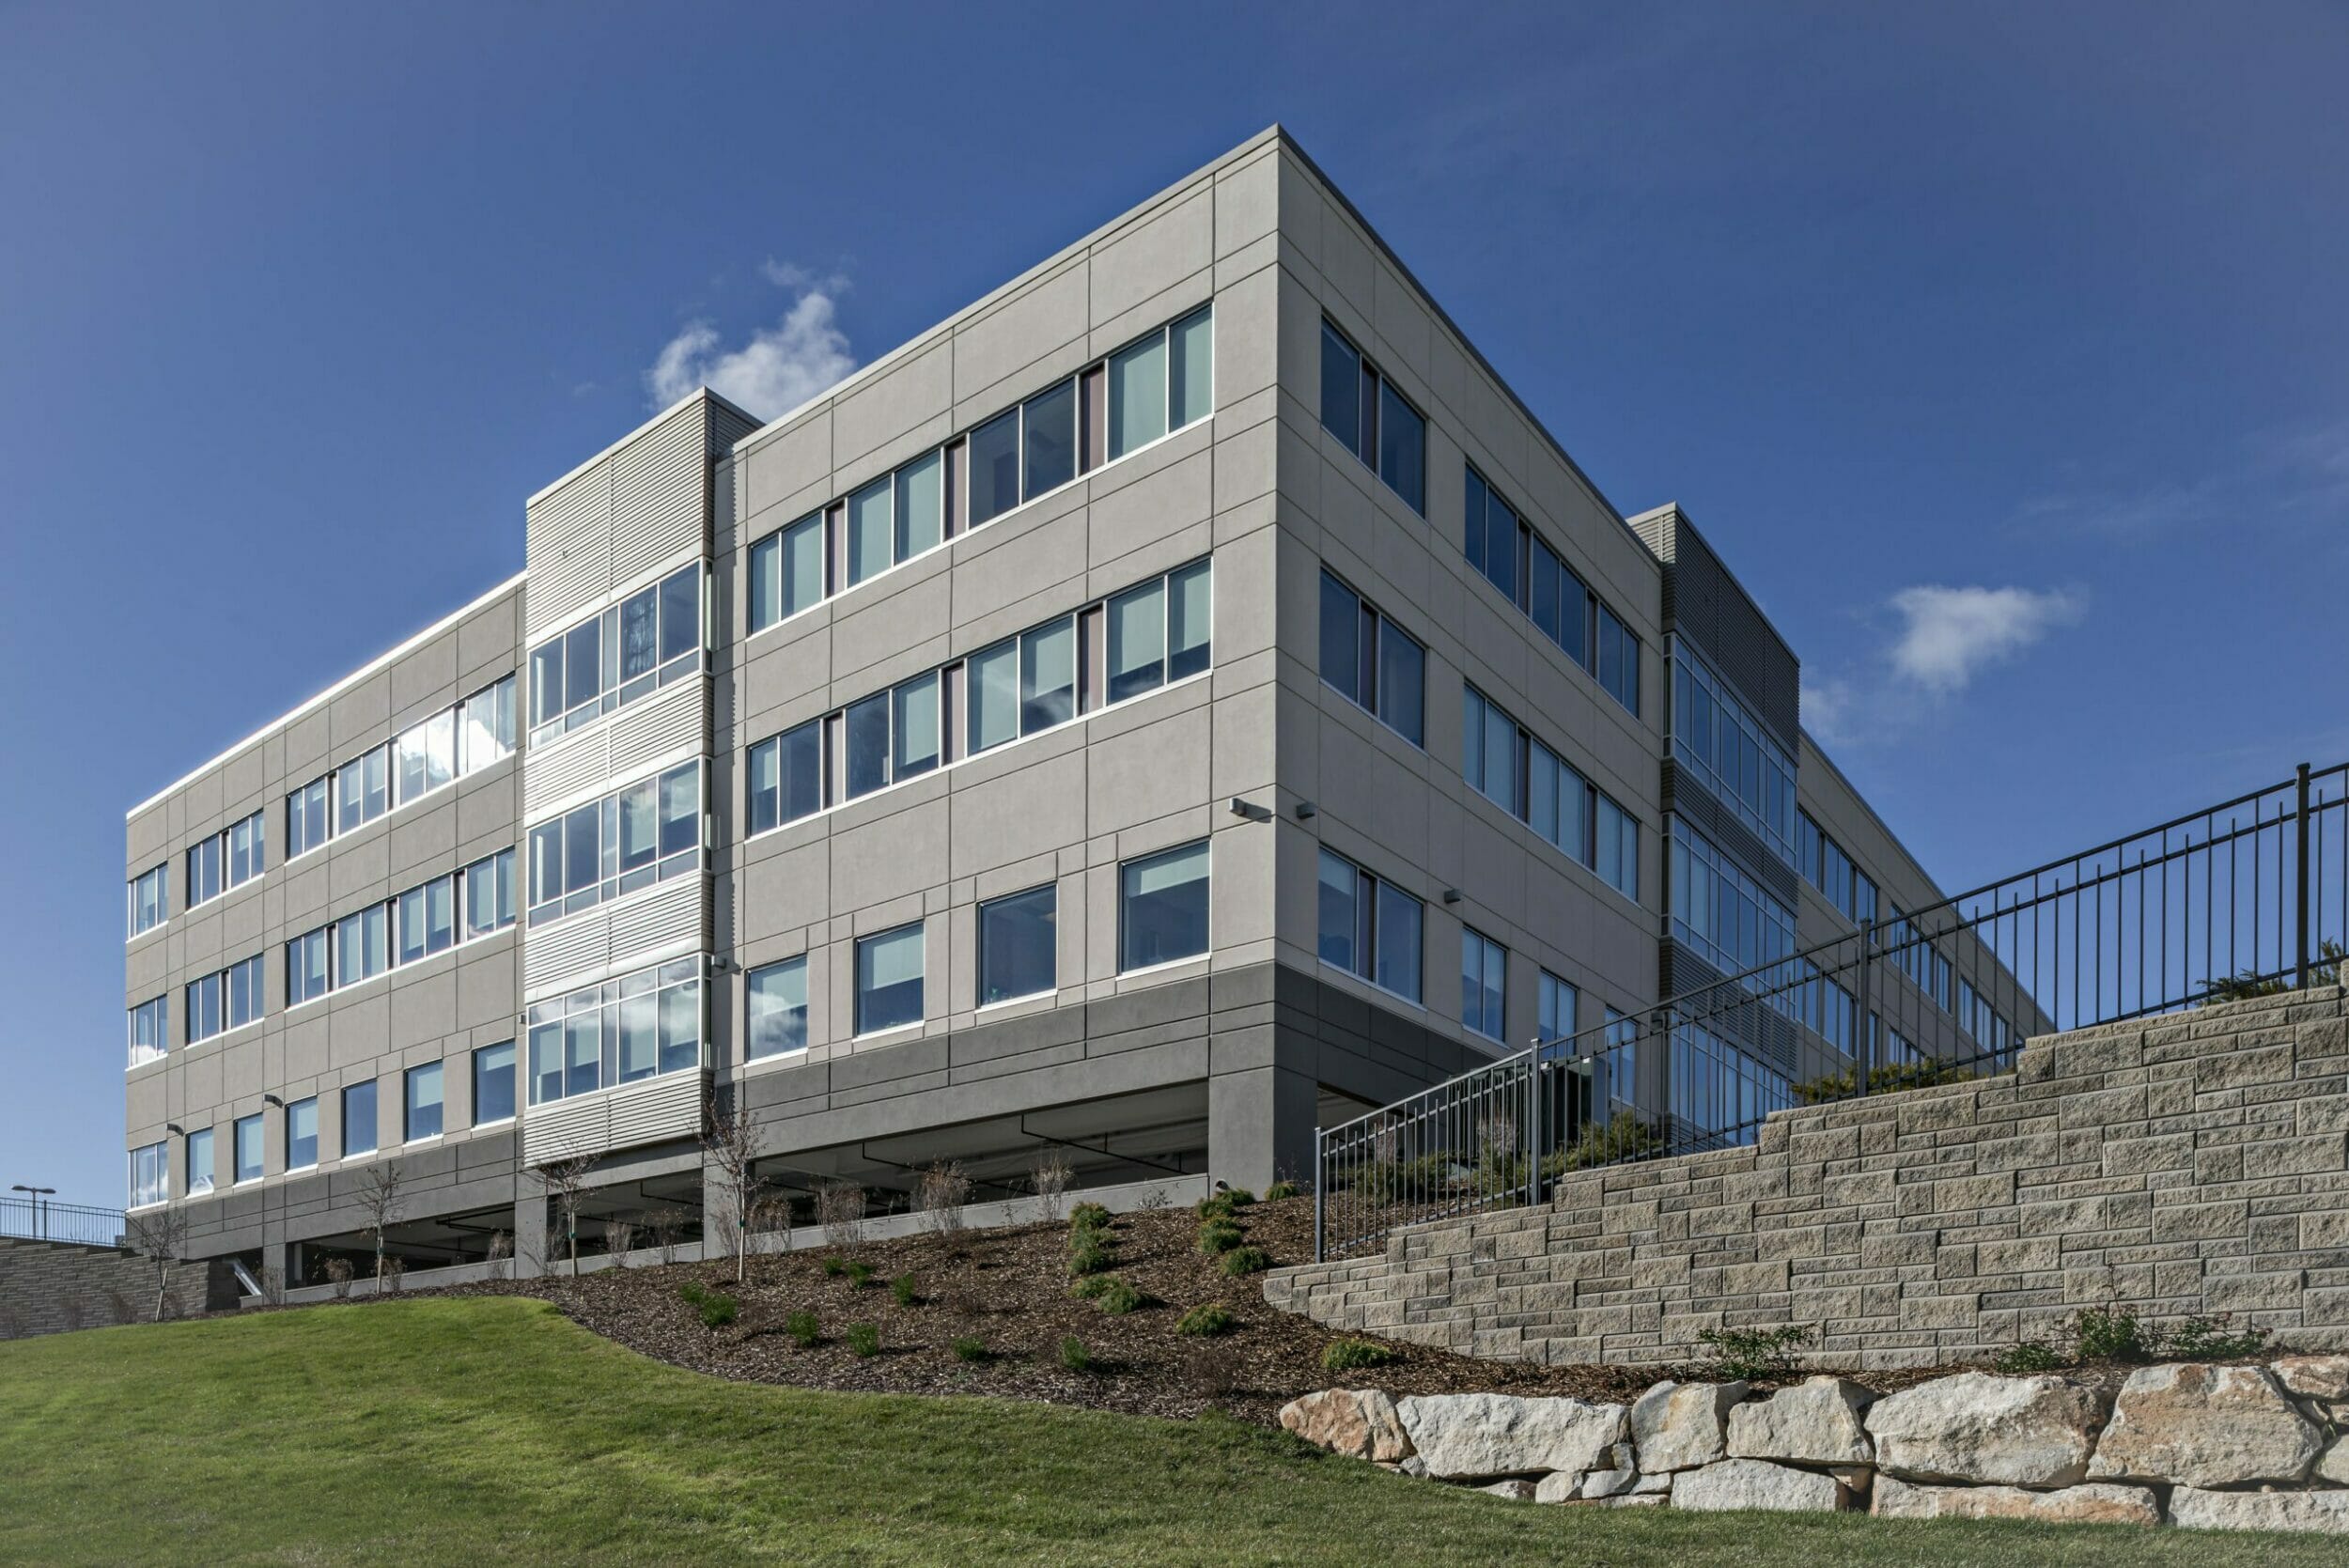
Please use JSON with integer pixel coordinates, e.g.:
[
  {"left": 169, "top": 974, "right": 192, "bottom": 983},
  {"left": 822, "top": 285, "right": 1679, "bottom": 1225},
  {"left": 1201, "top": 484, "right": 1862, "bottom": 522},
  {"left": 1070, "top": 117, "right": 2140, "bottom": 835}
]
[
  {"left": 646, "top": 264, "right": 856, "bottom": 420},
  {"left": 1800, "top": 673, "right": 1857, "bottom": 746},
  {"left": 1887, "top": 584, "right": 2082, "bottom": 695}
]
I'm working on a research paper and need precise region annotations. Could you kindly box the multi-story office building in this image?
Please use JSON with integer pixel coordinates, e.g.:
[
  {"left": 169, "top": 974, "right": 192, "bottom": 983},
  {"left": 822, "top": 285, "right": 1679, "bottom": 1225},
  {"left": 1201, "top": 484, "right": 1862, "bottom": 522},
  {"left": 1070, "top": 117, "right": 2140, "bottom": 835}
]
[{"left": 120, "top": 128, "right": 2033, "bottom": 1282}]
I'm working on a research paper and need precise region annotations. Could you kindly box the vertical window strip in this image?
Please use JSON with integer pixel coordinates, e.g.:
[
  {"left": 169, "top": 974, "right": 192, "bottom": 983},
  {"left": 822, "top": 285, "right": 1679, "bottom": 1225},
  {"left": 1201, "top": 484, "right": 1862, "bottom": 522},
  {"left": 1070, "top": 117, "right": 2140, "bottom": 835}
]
[
  {"left": 1462, "top": 459, "right": 1638, "bottom": 716},
  {"left": 1316, "top": 318, "right": 1425, "bottom": 514}
]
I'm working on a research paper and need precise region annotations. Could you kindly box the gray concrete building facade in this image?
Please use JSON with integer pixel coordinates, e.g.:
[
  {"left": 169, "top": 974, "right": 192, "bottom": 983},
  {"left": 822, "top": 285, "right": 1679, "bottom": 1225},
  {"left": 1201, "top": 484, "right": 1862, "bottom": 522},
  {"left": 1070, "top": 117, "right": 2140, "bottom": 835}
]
[{"left": 118, "top": 129, "right": 2030, "bottom": 1283}]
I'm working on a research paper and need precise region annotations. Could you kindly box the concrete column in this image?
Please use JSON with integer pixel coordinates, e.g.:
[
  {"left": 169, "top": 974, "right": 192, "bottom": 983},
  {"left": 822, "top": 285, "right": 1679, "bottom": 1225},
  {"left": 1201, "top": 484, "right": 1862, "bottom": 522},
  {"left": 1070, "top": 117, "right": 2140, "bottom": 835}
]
[
  {"left": 512, "top": 1187, "right": 549, "bottom": 1280},
  {"left": 1207, "top": 1064, "right": 1317, "bottom": 1194}
]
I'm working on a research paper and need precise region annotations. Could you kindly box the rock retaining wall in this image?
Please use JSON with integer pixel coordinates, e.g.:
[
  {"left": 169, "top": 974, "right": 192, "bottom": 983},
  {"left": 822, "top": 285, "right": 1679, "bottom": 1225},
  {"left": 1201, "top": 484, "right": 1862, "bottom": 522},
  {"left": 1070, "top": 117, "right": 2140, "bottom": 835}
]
[
  {"left": 1267, "top": 989, "right": 2349, "bottom": 1367},
  {"left": 1279, "top": 1357, "right": 2349, "bottom": 1533}
]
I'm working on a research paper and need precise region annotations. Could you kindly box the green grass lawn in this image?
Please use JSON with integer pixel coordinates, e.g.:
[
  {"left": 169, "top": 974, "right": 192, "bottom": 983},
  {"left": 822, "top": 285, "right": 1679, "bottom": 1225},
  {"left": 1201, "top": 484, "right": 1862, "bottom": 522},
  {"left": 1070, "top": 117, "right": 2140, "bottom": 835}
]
[{"left": 0, "top": 1298, "right": 2335, "bottom": 1567}]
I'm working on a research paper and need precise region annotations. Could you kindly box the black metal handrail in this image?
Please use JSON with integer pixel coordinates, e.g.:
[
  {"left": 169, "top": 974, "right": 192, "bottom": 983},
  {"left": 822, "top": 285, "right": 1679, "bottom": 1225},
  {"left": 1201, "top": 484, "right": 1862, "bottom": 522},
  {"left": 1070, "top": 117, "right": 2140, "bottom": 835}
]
[
  {"left": 1314, "top": 758, "right": 2349, "bottom": 1261},
  {"left": 1, "top": 1195, "right": 128, "bottom": 1250}
]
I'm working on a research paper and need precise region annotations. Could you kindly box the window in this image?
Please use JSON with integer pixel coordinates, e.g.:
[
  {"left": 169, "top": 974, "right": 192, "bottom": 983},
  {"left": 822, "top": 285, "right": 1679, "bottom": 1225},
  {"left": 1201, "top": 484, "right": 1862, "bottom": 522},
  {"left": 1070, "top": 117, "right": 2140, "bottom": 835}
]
[
  {"left": 335, "top": 742, "right": 390, "bottom": 834},
  {"left": 188, "top": 809, "right": 267, "bottom": 909},
  {"left": 459, "top": 675, "right": 517, "bottom": 773},
  {"left": 1525, "top": 737, "right": 1590, "bottom": 862},
  {"left": 525, "top": 759, "right": 702, "bottom": 926},
  {"left": 855, "top": 924, "right": 926, "bottom": 1034},
  {"left": 1461, "top": 928, "right": 1507, "bottom": 1042},
  {"left": 286, "top": 776, "right": 331, "bottom": 859},
  {"left": 1462, "top": 686, "right": 1521, "bottom": 816},
  {"left": 186, "top": 835, "right": 220, "bottom": 908},
  {"left": 463, "top": 847, "right": 517, "bottom": 939},
  {"left": 286, "top": 1097, "right": 319, "bottom": 1170},
  {"left": 1106, "top": 304, "right": 1212, "bottom": 458},
  {"left": 746, "top": 719, "right": 822, "bottom": 833},
  {"left": 1669, "top": 1021, "right": 1793, "bottom": 1143},
  {"left": 747, "top": 956, "right": 809, "bottom": 1059},
  {"left": 848, "top": 475, "right": 893, "bottom": 586},
  {"left": 1119, "top": 840, "right": 1209, "bottom": 971},
  {"left": 977, "top": 886, "right": 1056, "bottom": 1005},
  {"left": 473, "top": 1042, "right": 516, "bottom": 1125},
  {"left": 1315, "top": 849, "right": 1422, "bottom": 1002},
  {"left": 128, "top": 996, "right": 167, "bottom": 1068},
  {"left": 233, "top": 1113, "right": 264, "bottom": 1184},
  {"left": 129, "top": 1141, "right": 168, "bottom": 1209},
  {"left": 1539, "top": 970, "right": 1578, "bottom": 1044},
  {"left": 527, "top": 562, "right": 703, "bottom": 743},
  {"left": 1464, "top": 467, "right": 1519, "bottom": 607},
  {"left": 1318, "top": 572, "right": 1424, "bottom": 745},
  {"left": 749, "top": 511, "right": 825, "bottom": 632},
  {"left": 343, "top": 1080, "right": 378, "bottom": 1157},
  {"left": 969, "top": 408, "right": 1021, "bottom": 525},
  {"left": 185, "top": 1126, "right": 215, "bottom": 1196},
  {"left": 895, "top": 451, "right": 943, "bottom": 563},
  {"left": 128, "top": 863, "right": 166, "bottom": 937},
  {"left": 1673, "top": 645, "right": 1796, "bottom": 865},
  {"left": 1670, "top": 821, "right": 1796, "bottom": 979},
  {"left": 287, "top": 926, "right": 330, "bottom": 1006},
  {"left": 397, "top": 874, "right": 455, "bottom": 966},
  {"left": 404, "top": 1062, "right": 443, "bottom": 1141},
  {"left": 395, "top": 708, "right": 455, "bottom": 806},
  {"left": 743, "top": 561, "right": 1212, "bottom": 833},
  {"left": 186, "top": 955, "right": 263, "bottom": 1044},
  {"left": 526, "top": 957, "right": 702, "bottom": 1106},
  {"left": 1595, "top": 795, "right": 1640, "bottom": 901},
  {"left": 1020, "top": 617, "right": 1076, "bottom": 732},
  {"left": 1022, "top": 380, "right": 1076, "bottom": 500},
  {"left": 1596, "top": 604, "right": 1640, "bottom": 716},
  {"left": 1317, "top": 319, "right": 1424, "bottom": 513},
  {"left": 336, "top": 903, "right": 387, "bottom": 987}
]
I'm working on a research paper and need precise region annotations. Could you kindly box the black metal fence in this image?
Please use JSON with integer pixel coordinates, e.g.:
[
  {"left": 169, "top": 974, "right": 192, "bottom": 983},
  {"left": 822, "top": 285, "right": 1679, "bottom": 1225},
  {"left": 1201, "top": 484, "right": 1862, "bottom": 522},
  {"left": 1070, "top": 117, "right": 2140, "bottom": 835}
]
[
  {"left": 1315, "top": 759, "right": 2349, "bottom": 1261},
  {"left": 1, "top": 1195, "right": 128, "bottom": 1250}
]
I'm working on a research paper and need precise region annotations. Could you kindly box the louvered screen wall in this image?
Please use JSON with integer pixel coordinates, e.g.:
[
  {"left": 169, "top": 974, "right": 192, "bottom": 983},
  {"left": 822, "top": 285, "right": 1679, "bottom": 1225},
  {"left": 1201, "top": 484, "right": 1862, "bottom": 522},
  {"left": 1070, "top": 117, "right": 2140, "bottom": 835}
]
[
  {"left": 521, "top": 680, "right": 707, "bottom": 820},
  {"left": 522, "top": 1068, "right": 709, "bottom": 1165},
  {"left": 521, "top": 875, "right": 708, "bottom": 1001},
  {"left": 525, "top": 394, "right": 729, "bottom": 640}
]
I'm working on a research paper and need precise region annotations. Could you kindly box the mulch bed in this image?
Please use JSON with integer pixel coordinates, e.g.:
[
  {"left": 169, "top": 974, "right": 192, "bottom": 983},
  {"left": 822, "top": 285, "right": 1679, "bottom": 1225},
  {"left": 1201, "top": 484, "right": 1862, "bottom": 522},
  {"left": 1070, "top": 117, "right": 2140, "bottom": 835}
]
[{"left": 429, "top": 1196, "right": 1966, "bottom": 1424}]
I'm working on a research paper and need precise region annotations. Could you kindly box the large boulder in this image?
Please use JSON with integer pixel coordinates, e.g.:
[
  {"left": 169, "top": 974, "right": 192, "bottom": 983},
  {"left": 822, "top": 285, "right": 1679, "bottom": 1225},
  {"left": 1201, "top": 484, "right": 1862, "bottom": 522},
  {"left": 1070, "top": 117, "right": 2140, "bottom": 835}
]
[
  {"left": 1629, "top": 1380, "right": 1747, "bottom": 1472},
  {"left": 1727, "top": 1376, "right": 1875, "bottom": 1467},
  {"left": 2170, "top": 1487, "right": 2349, "bottom": 1535},
  {"left": 2274, "top": 1354, "right": 2349, "bottom": 1402},
  {"left": 2320, "top": 1436, "right": 2349, "bottom": 1486},
  {"left": 2086, "top": 1364, "right": 2321, "bottom": 1488},
  {"left": 1670, "top": 1458, "right": 1847, "bottom": 1514},
  {"left": 1872, "top": 1475, "right": 2158, "bottom": 1525},
  {"left": 1577, "top": 1444, "right": 1640, "bottom": 1499},
  {"left": 1278, "top": 1389, "right": 1413, "bottom": 1463},
  {"left": 1864, "top": 1373, "right": 2106, "bottom": 1486},
  {"left": 1393, "top": 1393, "right": 1626, "bottom": 1481}
]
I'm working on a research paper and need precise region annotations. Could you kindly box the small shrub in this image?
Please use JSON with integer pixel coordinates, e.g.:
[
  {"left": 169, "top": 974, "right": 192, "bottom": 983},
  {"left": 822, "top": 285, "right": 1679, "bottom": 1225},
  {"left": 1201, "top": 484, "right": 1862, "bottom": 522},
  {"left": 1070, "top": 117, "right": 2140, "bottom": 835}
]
[
  {"left": 1994, "top": 1341, "right": 2067, "bottom": 1374},
  {"left": 1069, "top": 1201, "right": 1113, "bottom": 1232},
  {"left": 685, "top": 1285, "right": 738, "bottom": 1328},
  {"left": 890, "top": 1274, "right": 918, "bottom": 1307},
  {"left": 1323, "top": 1337, "right": 1397, "bottom": 1373},
  {"left": 1195, "top": 1219, "right": 1244, "bottom": 1255},
  {"left": 1068, "top": 1274, "right": 1113, "bottom": 1301},
  {"left": 821, "top": 1256, "right": 848, "bottom": 1278},
  {"left": 2073, "top": 1307, "right": 2155, "bottom": 1363},
  {"left": 1059, "top": 1336, "right": 1092, "bottom": 1373},
  {"left": 1547, "top": 1110, "right": 1667, "bottom": 1174},
  {"left": 951, "top": 1335, "right": 989, "bottom": 1364},
  {"left": 1263, "top": 1181, "right": 1299, "bottom": 1201},
  {"left": 1067, "top": 1235, "right": 1112, "bottom": 1278},
  {"left": 846, "top": 1261, "right": 877, "bottom": 1290},
  {"left": 1175, "top": 1303, "right": 1235, "bottom": 1337},
  {"left": 786, "top": 1309, "right": 820, "bottom": 1347},
  {"left": 1697, "top": 1324, "right": 1812, "bottom": 1381},
  {"left": 2166, "top": 1314, "right": 2270, "bottom": 1360},
  {"left": 1793, "top": 1059, "right": 1977, "bottom": 1105},
  {"left": 1197, "top": 1188, "right": 1255, "bottom": 1219},
  {"left": 325, "top": 1258, "right": 354, "bottom": 1300},
  {"left": 1218, "top": 1245, "right": 1269, "bottom": 1278},
  {"left": 1094, "top": 1279, "right": 1148, "bottom": 1315},
  {"left": 846, "top": 1323, "right": 880, "bottom": 1358}
]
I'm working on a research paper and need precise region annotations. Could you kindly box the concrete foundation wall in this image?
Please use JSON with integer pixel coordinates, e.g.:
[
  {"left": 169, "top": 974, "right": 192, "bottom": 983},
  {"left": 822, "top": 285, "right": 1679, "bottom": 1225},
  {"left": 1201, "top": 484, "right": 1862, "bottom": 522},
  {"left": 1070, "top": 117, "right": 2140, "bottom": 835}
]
[
  {"left": 0, "top": 1237, "right": 236, "bottom": 1339},
  {"left": 1267, "top": 988, "right": 2349, "bottom": 1369}
]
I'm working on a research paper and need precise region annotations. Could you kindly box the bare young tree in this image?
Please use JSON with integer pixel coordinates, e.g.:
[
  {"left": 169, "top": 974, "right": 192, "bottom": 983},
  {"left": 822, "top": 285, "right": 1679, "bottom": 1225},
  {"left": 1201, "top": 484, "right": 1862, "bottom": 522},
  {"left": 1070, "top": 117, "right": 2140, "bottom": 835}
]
[
  {"left": 646, "top": 1207, "right": 686, "bottom": 1266},
  {"left": 700, "top": 1090, "right": 770, "bottom": 1285},
  {"left": 326, "top": 1257, "right": 354, "bottom": 1300},
  {"left": 605, "top": 1219, "right": 637, "bottom": 1266},
  {"left": 816, "top": 1180, "right": 866, "bottom": 1252},
  {"left": 533, "top": 1153, "right": 597, "bottom": 1277},
  {"left": 126, "top": 1203, "right": 190, "bottom": 1324},
  {"left": 1029, "top": 1153, "right": 1075, "bottom": 1224},
  {"left": 352, "top": 1163, "right": 408, "bottom": 1290},
  {"left": 915, "top": 1159, "right": 973, "bottom": 1250},
  {"left": 486, "top": 1230, "right": 513, "bottom": 1282}
]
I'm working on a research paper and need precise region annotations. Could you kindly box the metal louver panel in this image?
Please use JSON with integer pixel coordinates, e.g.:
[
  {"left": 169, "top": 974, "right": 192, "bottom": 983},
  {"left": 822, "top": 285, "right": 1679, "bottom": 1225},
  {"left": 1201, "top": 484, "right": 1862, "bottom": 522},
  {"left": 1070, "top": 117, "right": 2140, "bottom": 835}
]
[
  {"left": 522, "top": 910, "right": 608, "bottom": 997},
  {"left": 521, "top": 729, "right": 612, "bottom": 818},
  {"left": 525, "top": 469, "right": 614, "bottom": 639},
  {"left": 607, "top": 876, "right": 706, "bottom": 970},
  {"left": 607, "top": 680, "right": 705, "bottom": 779},
  {"left": 610, "top": 410, "right": 705, "bottom": 585},
  {"left": 521, "top": 1068, "right": 708, "bottom": 1165}
]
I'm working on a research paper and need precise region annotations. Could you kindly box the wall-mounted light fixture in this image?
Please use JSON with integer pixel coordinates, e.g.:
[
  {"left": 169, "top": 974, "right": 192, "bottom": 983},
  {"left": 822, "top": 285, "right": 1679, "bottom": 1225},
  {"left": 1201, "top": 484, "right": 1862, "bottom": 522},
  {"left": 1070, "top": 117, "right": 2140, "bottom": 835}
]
[
  {"left": 263, "top": 1094, "right": 284, "bottom": 1109},
  {"left": 1442, "top": 889, "right": 1462, "bottom": 904},
  {"left": 1227, "top": 797, "right": 1272, "bottom": 822},
  {"left": 1295, "top": 800, "right": 1316, "bottom": 819}
]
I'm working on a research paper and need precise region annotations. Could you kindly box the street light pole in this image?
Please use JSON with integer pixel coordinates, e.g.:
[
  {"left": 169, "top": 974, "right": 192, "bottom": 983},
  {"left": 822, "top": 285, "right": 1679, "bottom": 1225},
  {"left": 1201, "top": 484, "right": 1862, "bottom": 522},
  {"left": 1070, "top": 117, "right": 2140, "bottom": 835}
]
[{"left": 11, "top": 1185, "right": 57, "bottom": 1240}]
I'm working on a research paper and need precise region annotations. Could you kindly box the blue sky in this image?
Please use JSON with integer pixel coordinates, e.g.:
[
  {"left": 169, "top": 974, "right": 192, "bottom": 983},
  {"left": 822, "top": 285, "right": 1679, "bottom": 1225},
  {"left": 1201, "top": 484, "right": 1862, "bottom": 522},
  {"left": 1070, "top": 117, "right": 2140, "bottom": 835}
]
[{"left": 5, "top": 2, "right": 2343, "bottom": 1205}]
